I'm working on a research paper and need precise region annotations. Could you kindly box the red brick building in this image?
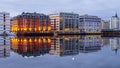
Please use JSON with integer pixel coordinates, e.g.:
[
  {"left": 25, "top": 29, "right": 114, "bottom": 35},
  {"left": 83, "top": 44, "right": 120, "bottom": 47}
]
[{"left": 11, "top": 12, "right": 51, "bottom": 35}]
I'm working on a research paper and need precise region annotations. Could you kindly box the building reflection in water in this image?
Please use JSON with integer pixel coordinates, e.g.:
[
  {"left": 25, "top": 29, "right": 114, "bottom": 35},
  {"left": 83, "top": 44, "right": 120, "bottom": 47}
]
[
  {"left": 50, "top": 36, "right": 80, "bottom": 56},
  {"left": 11, "top": 37, "right": 51, "bottom": 57},
  {"left": 79, "top": 36, "right": 102, "bottom": 53},
  {"left": 110, "top": 38, "right": 120, "bottom": 53},
  {"left": 50, "top": 35, "right": 102, "bottom": 56},
  {"left": 101, "top": 38, "right": 109, "bottom": 47},
  {"left": 0, "top": 37, "right": 10, "bottom": 58},
  {"left": 11, "top": 36, "right": 102, "bottom": 58},
  {"left": 0, "top": 36, "right": 119, "bottom": 58}
]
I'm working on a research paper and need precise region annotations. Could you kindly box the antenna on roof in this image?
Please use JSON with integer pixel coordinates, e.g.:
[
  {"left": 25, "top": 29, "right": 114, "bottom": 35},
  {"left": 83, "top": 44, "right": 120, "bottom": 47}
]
[{"left": 115, "top": 11, "right": 118, "bottom": 17}]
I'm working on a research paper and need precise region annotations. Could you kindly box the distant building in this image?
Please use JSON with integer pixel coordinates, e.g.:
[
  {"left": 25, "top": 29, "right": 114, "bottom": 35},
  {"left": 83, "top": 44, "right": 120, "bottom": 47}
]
[
  {"left": 101, "top": 20, "right": 109, "bottom": 29},
  {"left": 11, "top": 12, "right": 51, "bottom": 35},
  {"left": 49, "top": 12, "right": 79, "bottom": 33},
  {"left": 110, "top": 13, "right": 120, "bottom": 30},
  {"left": 79, "top": 14, "right": 101, "bottom": 33},
  {"left": 0, "top": 12, "right": 10, "bottom": 35}
]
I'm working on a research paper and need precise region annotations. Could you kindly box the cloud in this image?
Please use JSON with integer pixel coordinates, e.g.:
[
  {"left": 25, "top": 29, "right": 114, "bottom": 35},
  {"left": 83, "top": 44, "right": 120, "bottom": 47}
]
[{"left": 0, "top": 0, "right": 119, "bottom": 19}]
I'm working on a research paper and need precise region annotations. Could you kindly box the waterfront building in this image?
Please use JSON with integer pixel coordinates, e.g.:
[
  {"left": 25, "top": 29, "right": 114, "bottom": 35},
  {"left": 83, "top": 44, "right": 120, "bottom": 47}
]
[
  {"left": 0, "top": 12, "right": 10, "bottom": 35},
  {"left": 110, "top": 13, "right": 120, "bottom": 30},
  {"left": 49, "top": 12, "right": 79, "bottom": 33},
  {"left": 11, "top": 12, "right": 51, "bottom": 35},
  {"left": 101, "top": 20, "right": 109, "bottom": 29},
  {"left": 79, "top": 14, "right": 101, "bottom": 33}
]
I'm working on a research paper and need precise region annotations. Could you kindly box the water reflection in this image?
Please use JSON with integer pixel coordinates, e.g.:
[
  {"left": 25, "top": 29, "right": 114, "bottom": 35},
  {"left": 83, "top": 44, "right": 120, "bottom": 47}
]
[
  {"left": 0, "top": 36, "right": 119, "bottom": 58},
  {"left": 10, "top": 36, "right": 103, "bottom": 57},
  {"left": 0, "top": 37, "right": 10, "bottom": 58},
  {"left": 10, "top": 37, "right": 51, "bottom": 57},
  {"left": 110, "top": 38, "right": 120, "bottom": 53},
  {"left": 1, "top": 36, "right": 120, "bottom": 68}
]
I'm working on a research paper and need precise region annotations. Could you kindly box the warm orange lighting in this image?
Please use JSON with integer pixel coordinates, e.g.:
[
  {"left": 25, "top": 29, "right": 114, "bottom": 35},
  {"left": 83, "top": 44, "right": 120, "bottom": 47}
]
[
  {"left": 65, "top": 38, "right": 70, "bottom": 40},
  {"left": 23, "top": 39, "right": 27, "bottom": 42},
  {"left": 38, "top": 27, "right": 41, "bottom": 31},
  {"left": 43, "top": 38, "right": 46, "bottom": 43},
  {"left": 29, "top": 28, "right": 32, "bottom": 31},
  {"left": 11, "top": 14, "right": 51, "bottom": 34},
  {"left": 11, "top": 38, "right": 19, "bottom": 46},
  {"left": 35, "top": 28, "right": 37, "bottom": 31},
  {"left": 43, "top": 27, "right": 46, "bottom": 31},
  {"left": 29, "top": 38, "right": 32, "bottom": 42},
  {"left": 34, "top": 38, "right": 37, "bottom": 42},
  {"left": 23, "top": 28, "right": 27, "bottom": 31},
  {"left": 38, "top": 39, "right": 41, "bottom": 43},
  {"left": 17, "top": 28, "right": 19, "bottom": 31},
  {"left": 48, "top": 38, "right": 51, "bottom": 43},
  {"left": 65, "top": 28, "right": 69, "bottom": 31},
  {"left": 48, "top": 27, "right": 51, "bottom": 31}
]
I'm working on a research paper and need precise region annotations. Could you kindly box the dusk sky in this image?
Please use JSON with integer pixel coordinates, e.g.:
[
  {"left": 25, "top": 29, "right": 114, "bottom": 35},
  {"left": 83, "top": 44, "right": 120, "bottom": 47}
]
[{"left": 0, "top": 0, "right": 119, "bottom": 19}]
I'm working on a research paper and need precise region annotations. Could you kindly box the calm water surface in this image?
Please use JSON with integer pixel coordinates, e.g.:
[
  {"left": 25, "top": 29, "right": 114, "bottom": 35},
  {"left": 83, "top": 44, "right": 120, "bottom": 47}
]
[{"left": 0, "top": 35, "right": 120, "bottom": 68}]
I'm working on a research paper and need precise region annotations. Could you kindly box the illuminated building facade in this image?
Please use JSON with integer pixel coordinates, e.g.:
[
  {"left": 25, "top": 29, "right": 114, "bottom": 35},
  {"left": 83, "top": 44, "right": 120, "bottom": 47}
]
[
  {"left": 0, "top": 12, "right": 10, "bottom": 35},
  {"left": 11, "top": 12, "right": 51, "bottom": 35},
  {"left": 79, "top": 14, "right": 101, "bottom": 33},
  {"left": 49, "top": 12, "right": 79, "bottom": 33}
]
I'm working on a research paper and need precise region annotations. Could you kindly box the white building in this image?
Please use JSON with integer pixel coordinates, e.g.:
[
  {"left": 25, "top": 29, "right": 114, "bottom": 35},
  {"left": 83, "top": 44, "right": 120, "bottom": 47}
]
[
  {"left": 79, "top": 14, "right": 101, "bottom": 33},
  {"left": 110, "top": 13, "right": 120, "bottom": 30},
  {"left": 0, "top": 12, "right": 10, "bottom": 35},
  {"left": 49, "top": 12, "right": 79, "bottom": 33}
]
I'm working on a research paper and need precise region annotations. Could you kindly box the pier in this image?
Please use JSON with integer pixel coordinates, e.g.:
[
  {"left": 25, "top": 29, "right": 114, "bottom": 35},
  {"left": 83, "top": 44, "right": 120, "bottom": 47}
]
[{"left": 101, "top": 29, "right": 120, "bottom": 37}]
